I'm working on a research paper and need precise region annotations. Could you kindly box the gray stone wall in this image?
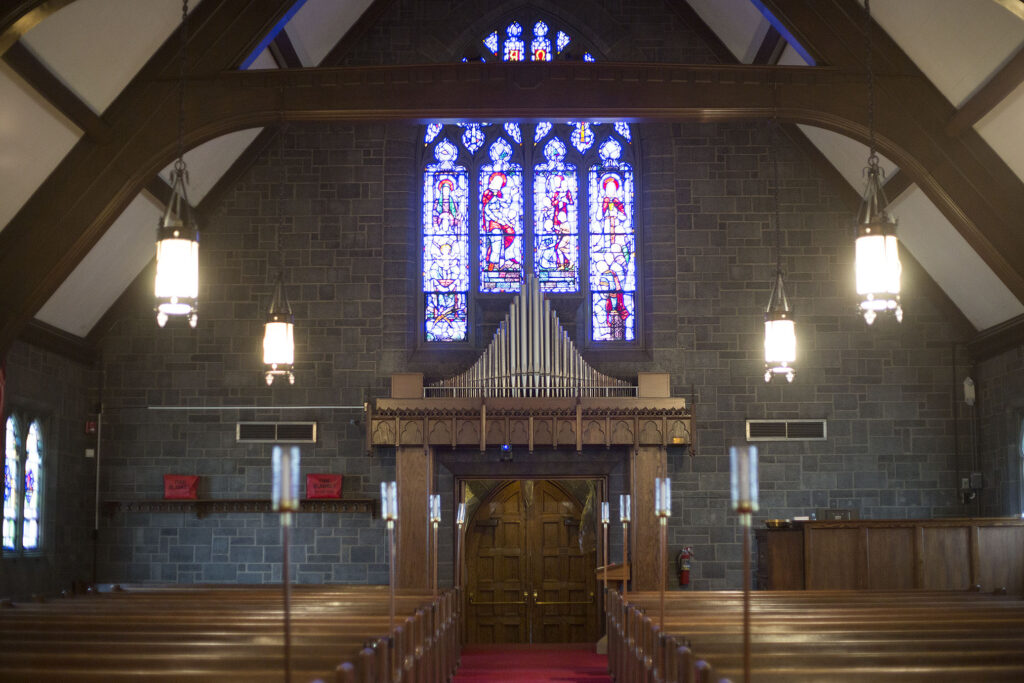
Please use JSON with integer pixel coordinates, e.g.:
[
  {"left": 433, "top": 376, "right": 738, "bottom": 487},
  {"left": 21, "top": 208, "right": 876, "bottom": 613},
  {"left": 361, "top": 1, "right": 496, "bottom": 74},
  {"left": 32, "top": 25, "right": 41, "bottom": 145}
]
[
  {"left": 0, "top": 340, "right": 95, "bottom": 599},
  {"left": 85, "top": 0, "right": 997, "bottom": 591}
]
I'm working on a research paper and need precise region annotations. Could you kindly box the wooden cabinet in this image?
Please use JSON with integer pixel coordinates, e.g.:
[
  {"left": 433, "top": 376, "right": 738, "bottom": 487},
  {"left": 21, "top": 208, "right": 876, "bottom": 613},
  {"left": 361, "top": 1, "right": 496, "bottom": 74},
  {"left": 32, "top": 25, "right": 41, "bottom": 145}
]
[
  {"left": 754, "top": 518, "right": 1024, "bottom": 594},
  {"left": 755, "top": 528, "right": 804, "bottom": 590}
]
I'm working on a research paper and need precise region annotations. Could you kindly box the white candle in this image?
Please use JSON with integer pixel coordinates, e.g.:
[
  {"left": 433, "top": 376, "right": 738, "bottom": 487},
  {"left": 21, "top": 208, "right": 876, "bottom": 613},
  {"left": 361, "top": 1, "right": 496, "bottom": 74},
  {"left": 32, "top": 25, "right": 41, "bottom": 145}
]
[
  {"left": 730, "top": 445, "right": 759, "bottom": 513},
  {"left": 456, "top": 503, "right": 466, "bottom": 527},
  {"left": 620, "top": 494, "right": 631, "bottom": 523},
  {"left": 656, "top": 477, "right": 671, "bottom": 517},
  {"left": 601, "top": 501, "right": 610, "bottom": 525},
  {"left": 272, "top": 445, "right": 300, "bottom": 512}
]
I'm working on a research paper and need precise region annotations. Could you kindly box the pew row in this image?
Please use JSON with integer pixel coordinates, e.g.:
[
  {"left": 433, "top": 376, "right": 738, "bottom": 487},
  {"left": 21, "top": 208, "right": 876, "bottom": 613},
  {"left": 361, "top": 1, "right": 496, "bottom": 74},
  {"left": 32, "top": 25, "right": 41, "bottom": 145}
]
[
  {"left": 0, "top": 584, "right": 463, "bottom": 682},
  {"left": 607, "top": 589, "right": 1024, "bottom": 682}
]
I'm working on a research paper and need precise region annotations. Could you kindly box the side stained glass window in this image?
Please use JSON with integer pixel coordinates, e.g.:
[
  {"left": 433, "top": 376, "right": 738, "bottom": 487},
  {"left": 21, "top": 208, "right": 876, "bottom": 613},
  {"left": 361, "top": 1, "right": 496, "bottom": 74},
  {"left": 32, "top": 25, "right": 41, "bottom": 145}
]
[
  {"left": 589, "top": 139, "right": 636, "bottom": 341},
  {"left": 3, "top": 416, "right": 18, "bottom": 551},
  {"left": 423, "top": 140, "right": 470, "bottom": 342},
  {"left": 480, "top": 138, "right": 525, "bottom": 293},
  {"left": 22, "top": 421, "right": 41, "bottom": 551},
  {"left": 534, "top": 139, "right": 579, "bottom": 293}
]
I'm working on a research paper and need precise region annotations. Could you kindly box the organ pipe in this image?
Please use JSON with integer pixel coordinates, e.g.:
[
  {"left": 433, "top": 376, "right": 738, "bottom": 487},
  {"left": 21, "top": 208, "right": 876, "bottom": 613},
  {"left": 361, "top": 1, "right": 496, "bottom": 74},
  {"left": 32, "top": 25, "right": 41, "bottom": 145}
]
[{"left": 426, "top": 276, "right": 633, "bottom": 398}]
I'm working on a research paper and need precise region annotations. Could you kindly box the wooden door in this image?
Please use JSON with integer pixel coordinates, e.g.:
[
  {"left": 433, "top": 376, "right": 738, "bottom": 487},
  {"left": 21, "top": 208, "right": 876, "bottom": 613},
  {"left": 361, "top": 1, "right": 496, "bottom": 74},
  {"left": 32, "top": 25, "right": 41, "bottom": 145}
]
[{"left": 466, "top": 480, "right": 598, "bottom": 644}]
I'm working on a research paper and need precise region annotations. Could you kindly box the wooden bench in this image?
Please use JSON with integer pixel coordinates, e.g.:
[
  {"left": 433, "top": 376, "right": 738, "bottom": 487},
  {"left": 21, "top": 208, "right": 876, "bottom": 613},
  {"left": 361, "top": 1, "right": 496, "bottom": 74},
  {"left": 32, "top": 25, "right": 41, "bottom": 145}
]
[
  {"left": 0, "top": 584, "right": 463, "bottom": 682},
  {"left": 607, "top": 589, "right": 1024, "bottom": 682}
]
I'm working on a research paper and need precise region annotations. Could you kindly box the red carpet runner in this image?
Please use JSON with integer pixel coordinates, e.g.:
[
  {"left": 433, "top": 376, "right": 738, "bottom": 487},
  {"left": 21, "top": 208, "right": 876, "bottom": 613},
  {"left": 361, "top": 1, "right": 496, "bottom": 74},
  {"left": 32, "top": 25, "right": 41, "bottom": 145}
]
[{"left": 452, "top": 644, "right": 612, "bottom": 682}]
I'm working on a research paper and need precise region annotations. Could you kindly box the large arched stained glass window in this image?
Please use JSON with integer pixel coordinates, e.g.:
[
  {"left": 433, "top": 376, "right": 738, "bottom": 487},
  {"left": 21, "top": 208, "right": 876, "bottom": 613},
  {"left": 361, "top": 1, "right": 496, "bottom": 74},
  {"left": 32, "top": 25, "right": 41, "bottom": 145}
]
[
  {"left": 3, "top": 416, "right": 18, "bottom": 551},
  {"left": 422, "top": 17, "right": 638, "bottom": 344}
]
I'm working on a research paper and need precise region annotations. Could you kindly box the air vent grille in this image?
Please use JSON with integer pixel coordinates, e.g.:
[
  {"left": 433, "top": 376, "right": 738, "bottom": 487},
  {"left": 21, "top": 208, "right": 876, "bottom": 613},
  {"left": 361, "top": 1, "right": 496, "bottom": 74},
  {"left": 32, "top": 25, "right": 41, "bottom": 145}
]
[
  {"left": 237, "top": 422, "right": 317, "bottom": 443},
  {"left": 746, "top": 419, "right": 826, "bottom": 441}
]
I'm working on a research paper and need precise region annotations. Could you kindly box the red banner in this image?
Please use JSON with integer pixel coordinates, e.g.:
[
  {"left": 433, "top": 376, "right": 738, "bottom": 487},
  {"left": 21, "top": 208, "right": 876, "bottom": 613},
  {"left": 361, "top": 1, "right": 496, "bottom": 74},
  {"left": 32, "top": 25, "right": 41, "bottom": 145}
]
[
  {"left": 163, "top": 474, "right": 199, "bottom": 500},
  {"left": 306, "top": 473, "right": 342, "bottom": 499}
]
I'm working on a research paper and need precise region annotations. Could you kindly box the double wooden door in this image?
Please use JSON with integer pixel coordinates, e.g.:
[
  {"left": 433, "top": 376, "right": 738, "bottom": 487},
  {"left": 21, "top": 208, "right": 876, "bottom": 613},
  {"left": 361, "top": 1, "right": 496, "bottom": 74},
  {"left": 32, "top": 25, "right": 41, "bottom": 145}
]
[{"left": 465, "top": 480, "right": 598, "bottom": 644}]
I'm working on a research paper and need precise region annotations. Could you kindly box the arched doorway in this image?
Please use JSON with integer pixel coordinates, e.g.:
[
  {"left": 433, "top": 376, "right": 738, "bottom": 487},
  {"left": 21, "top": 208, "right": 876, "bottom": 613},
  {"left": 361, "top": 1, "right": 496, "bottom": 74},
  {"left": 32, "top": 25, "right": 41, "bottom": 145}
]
[{"left": 464, "top": 479, "right": 599, "bottom": 644}]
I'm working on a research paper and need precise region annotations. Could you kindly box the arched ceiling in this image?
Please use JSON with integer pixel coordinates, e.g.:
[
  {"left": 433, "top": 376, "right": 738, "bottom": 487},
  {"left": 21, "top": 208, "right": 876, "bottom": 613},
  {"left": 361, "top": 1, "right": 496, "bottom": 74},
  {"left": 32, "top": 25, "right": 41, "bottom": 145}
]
[{"left": 0, "top": 0, "right": 1022, "bottom": 355}]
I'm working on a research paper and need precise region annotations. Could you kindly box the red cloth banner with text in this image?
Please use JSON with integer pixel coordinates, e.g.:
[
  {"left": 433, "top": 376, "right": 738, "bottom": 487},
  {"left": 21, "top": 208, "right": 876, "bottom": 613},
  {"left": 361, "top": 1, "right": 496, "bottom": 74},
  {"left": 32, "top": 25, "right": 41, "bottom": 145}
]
[
  {"left": 163, "top": 474, "right": 199, "bottom": 499},
  {"left": 306, "top": 474, "right": 342, "bottom": 499}
]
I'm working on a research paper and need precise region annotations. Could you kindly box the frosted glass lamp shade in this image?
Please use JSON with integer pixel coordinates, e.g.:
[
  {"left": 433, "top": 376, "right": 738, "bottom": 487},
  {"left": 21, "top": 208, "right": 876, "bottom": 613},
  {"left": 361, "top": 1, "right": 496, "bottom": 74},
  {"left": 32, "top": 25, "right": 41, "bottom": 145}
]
[{"left": 154, "top": 236, "right": 199, "bottom": 327}]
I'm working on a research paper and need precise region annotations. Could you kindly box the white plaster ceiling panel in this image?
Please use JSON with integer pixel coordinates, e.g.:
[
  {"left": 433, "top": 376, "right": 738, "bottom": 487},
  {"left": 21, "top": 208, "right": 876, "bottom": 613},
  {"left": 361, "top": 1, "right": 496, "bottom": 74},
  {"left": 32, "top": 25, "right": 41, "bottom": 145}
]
[
  {"left": 21, "top": 0, "right": 200, "bottom": 115},
  {"left": 796, "top": 124, "right": 899, "bottom": 196},
  {"left": 685, "top": 0, "right": 768, "bottom": 63},
  {"left": 865, "top": 0, "right": 1024, "bottom": 108},
  {"left": 35, "top": 194, "right": 163, "bottom": 337},
  {"left": 0, "top": 63, "right": 81, "bottom": 234},
  {"left": 247, "top": 47, "right": 279, "bottom": 70},
  {"left": 287, "top": 0, "right": 375, "bottom": 66},
  {"left": 158, "top": 128, "right": 264, "bottom": 205},
  {"left": 888, "top": 186, "right": 1024, "bottom": 330},
  {"left": 777, "top": 43, "right": 809, "bottom": 66},
  {"left": 975, "top": 80, "right": 1024, "bottom": 183}
]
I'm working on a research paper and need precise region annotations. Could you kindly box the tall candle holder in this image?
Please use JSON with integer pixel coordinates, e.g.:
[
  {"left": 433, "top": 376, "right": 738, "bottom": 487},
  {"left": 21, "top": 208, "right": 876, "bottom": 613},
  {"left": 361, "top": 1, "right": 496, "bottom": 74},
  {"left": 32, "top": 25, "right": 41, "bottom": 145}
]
[
  {"left": 272, "top": 445, "right": 300, "bottom": 683},
  {"left": 455, "top": 503, "right": 466, "bottom": 586},
  {"left": 654, "top": 477, "right": 671, "bottom": 631},
  {"left": 619, "top": 494, "right": 631, "bottom": 602},
  {"left": 381, "top": 480, "right": 398, "bottom": 681},
  {"left": 730, "top": 445, "right": 759, "bottom": 683},
  {"left": 600, "top": 501, "right": 610, "bottom": 613},
  {"left": 429, "top": 494, "right": 441, "bottom": 597}
]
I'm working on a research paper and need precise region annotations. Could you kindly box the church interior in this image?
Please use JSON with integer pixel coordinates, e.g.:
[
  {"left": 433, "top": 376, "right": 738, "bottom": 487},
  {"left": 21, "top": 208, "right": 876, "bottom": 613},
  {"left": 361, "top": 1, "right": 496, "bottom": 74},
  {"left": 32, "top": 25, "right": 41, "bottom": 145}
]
[{"left": 1, "top": 0, "right": 1024, "bottom": 680}]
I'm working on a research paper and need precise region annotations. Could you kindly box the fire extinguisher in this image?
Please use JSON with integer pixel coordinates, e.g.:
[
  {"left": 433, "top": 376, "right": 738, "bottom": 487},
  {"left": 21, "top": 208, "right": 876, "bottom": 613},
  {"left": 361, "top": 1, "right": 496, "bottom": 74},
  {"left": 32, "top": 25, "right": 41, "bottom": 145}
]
[{"left": 677, "top": 546, "right": 693, "bottom": 587}]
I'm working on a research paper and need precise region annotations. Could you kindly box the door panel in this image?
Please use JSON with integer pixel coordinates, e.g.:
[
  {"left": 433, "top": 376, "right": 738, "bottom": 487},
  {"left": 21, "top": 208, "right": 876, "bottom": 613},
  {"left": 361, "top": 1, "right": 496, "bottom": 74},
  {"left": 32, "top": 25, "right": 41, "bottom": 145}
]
[{"left": 466, "top": 480, "right": 598, "bottom": 644}]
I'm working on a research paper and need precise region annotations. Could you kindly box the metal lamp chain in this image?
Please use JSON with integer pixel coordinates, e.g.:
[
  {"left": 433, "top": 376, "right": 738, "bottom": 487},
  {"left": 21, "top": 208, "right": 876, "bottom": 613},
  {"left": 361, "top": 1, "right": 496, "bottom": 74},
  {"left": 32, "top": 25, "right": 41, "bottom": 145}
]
[
  {"left": 771, "top": 121, "right": 783, "bottom": 277},
  {"left": 865, "top": 0, "right": 878, "bottom": 171},
  {"left": 175, "top": 0, "right": 188, "bottom": 180}
]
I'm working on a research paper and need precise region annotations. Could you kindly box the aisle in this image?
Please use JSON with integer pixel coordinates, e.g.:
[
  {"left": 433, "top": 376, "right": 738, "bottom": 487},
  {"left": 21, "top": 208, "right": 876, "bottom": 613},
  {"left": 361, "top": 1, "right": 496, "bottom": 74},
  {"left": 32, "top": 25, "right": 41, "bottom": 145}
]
[{"left": 452, "top": 644, "right": 611, "bottom": 682}]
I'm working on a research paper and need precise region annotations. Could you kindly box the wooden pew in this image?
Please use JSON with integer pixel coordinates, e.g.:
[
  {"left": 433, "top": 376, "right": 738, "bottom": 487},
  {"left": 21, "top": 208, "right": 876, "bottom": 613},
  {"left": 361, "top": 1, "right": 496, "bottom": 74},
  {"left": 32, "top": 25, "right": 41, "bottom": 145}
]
[
  {"left": 0, "top": 584, "right": 463, "bottom": 682},
  {"left": 607, "top": 588, "right": 1024, "bottom": 682}
]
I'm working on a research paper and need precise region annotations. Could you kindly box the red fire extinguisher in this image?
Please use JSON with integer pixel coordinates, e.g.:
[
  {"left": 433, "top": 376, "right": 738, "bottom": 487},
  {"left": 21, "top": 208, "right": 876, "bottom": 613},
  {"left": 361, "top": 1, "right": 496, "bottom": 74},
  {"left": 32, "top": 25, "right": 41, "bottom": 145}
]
[{"left": 677, "top": 547, "right": 693, "bottom": 587}]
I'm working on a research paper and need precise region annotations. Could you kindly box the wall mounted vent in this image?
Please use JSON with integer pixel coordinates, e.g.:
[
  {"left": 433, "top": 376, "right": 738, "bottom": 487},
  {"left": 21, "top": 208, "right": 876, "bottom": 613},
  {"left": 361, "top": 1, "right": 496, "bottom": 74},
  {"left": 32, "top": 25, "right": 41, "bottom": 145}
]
[
  {"left": 236, "top": 422, "right": 317, "bottom": 443},
  {"left": 746, "top": 419, "right": 826, "bottom": 441}
]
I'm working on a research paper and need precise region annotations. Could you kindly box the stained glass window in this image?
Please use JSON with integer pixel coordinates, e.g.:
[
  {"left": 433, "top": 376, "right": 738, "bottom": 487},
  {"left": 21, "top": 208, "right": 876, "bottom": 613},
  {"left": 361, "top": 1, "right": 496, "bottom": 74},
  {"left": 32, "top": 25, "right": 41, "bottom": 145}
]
[
  {"left": 22, "top": 421, "right": 40, "bottom": 551},
  {"left": 589, "top": 139, "right": 636, "bottom": 340},
  {"left": 426, "top": 18, "right": 638, "bottom": 344},
  {"left": 503, "top": 22, "right": 525, "bottom": 62},
  {"left": 503, "top": 123, "right": 522, "bottom": 145},
  {"left": 570, "top": 122, "right": 595, "bottom": 154},
  {"left": 531, "top": 21, "right": 552, "bottom": 61},
  {"left": 480, "top": 138, "right": 525, "bottom": 293},
  {"left": 424, "top": 123, "right": 443, "bottom": 145},
  {"left": 423, "top": 139, "right": 470, "bottom": 342},
  {"left": 534, "top": 139, "right": 579, "bottom": 293},
  {"left": 3, "top": 417, "right": 17, "bottom": 551}
]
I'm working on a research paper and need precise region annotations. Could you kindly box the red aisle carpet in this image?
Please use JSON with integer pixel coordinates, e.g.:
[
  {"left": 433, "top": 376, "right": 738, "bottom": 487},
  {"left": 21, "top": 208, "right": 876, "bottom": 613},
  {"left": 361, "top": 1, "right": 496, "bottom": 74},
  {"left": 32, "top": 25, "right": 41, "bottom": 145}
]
[{"left": 452, "top": 644, "right": 612, "bottom": 682}]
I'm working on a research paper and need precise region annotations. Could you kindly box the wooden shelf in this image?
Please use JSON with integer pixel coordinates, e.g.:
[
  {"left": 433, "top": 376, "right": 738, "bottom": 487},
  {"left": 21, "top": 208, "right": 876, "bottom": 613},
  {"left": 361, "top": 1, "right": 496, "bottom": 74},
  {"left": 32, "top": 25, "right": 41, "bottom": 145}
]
[{"left": 102, "top": 498, "right": 377, "bottom": 519}]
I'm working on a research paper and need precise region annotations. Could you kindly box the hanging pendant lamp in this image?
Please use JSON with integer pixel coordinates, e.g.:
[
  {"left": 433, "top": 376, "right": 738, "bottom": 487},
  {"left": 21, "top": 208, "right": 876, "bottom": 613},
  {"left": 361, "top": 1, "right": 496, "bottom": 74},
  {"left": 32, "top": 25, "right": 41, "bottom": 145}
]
[
  {"left": 764, "top": 123, "right": 796, "bottom": 383},
  {"left": 855, "top": 0, "right": 902, "bottom": 326},
  {"left": 263, "top": 123, "right": 295, "bottom": 385},
  {"left": 155, "top": 0, "right": 199, "bottom": 328},
  {"left": 263, "top": 271, "right": 295, "bottom": 385}
]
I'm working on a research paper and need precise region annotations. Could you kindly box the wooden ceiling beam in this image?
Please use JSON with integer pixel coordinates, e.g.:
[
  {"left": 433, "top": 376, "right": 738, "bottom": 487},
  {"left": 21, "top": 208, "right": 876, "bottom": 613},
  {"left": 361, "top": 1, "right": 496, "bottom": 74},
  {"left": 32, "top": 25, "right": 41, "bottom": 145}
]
[
  {"left": 752, "top": 25, "right": 785, "bottom": 65},
  {"left": 946, "top": 43, "right": 1024, "bottom": 137},
  {"left": 269, "top": 27, "right": 303, "bottom": 68},
  {"left": 0, "top": 0, "right": 294, "bottom": 354},
  {"left": 2, "top": 39, "right": 111, "bottom": 142},
  {"left": 0, "top": 1, "right": 74, "bottom": 56}
]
